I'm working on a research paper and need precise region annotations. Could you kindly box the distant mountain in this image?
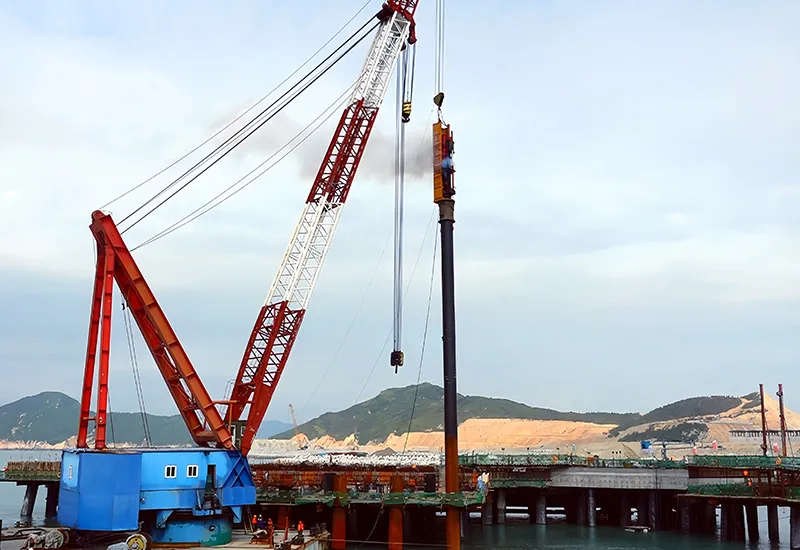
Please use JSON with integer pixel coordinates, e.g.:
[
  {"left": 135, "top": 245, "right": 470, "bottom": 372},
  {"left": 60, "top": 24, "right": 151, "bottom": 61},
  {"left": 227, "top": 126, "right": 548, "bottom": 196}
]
[
  {"left": 276, "top": 384, "right": 781, "bottom": 446},
  {"left": 0, "top": 392, "right": 80, "bottom": 445},
  {"left": 609, "top": 394, "right": 749, "bottom": 438},
  {"left": 0, "top": 392, "right": 292, "bottom": 446},
  {"left": 1, "top": 387, "right": 780, "bottom": 449},
  {"left": 613, "top": 392, "right": 768, "bottom": 444},
  {"left": 276, "top": 383, "right": 640, "bottom": 443}
]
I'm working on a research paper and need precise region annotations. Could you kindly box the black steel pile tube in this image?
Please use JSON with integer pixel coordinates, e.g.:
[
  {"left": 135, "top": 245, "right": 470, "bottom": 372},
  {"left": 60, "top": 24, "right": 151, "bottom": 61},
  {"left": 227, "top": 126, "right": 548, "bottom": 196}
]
[{"left": 438, "top": 198, "right": 460, "bottom": 548}]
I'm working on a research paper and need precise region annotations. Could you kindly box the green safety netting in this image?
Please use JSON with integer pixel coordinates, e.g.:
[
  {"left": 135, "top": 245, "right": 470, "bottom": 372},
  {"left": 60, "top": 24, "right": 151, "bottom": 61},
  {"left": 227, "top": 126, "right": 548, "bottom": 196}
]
[
  {"left": 458, "top": 454, "right": 684, "bottom": 469},
  {"left": 687, "top": 455, "right": 800, "bottom": 470},
  {"left": 1, "top": 470, "right": 61, "bottom": 481},
  {"left": 489, "top": 479, "right": 548, "bottom": 488},
  {"left": 256, "top": 489, "right": 485, "bottom": 507},
  {"left": 687, "top": 484, "right": 756, "bottom": 497}
]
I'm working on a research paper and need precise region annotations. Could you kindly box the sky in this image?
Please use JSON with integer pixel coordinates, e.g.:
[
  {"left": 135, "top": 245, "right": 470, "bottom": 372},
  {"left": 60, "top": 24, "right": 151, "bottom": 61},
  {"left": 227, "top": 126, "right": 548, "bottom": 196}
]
[{"left": 0, "top": 0, "right": 799, "bottom": 429}]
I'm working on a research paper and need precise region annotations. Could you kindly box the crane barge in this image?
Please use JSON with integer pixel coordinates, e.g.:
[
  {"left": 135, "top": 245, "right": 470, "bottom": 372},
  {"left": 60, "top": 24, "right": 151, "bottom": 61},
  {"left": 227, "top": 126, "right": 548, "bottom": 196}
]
[{"left": 56, "top": 2, "right": 421, "bottom": 547}]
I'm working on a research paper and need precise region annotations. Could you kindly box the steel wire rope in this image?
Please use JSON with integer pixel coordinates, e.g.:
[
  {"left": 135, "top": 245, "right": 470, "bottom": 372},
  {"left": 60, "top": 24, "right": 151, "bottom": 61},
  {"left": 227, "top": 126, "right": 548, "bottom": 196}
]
[
  {"left": 132, "top": 80, "right": 358, "bottom": 250},
  {"left": 107, "top": 394, "right": 116, "bottom": 448},
  {"left": 98, "top": 0, "right": 375, "bottom": 211},
  {"left": 298, "top": 106, "right": 435, "bottom": 416},
  {"left": 116, "top": 14, "right": 376, "bottom": 225},
  {"left": 300, "top": 232, "right": 392, "bottom": 416},
  {"left": 353, "top": 205, "right": 438, "bottom": 406},
  {"left": 402, "top": 230, "right": 438, "bottom": 453},
  {"left": 119, "top": 19, "right": 379, "bottom": 233},
  {"left": 355, "top": 502, "right": 386, "bottom": 549},
  {"left": 121, "top": 299, "right": 152, "bottom": 446}
]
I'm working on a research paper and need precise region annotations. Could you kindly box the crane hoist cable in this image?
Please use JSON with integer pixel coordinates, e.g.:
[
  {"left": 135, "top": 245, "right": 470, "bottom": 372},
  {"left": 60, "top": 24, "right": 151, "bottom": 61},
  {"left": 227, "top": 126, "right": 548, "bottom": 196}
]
[
  {"left": 131, "top": 80, "right": 358, "bottom": 250},
  {"left": 433, "top": 0, "right": 446, "bottom": 122},
  {"left": 390, "top": 41, "right": 417, "bottom": 372},
  {"left": 402, "top": 229, "right": 438, "bottom": 453},
  {"left": 98, "top": 0, "right": 376, "bottom": 212},
  {"left": 300, "top": 108, "right": 436, "bottom": 415},
  {"left": 122, "top": 299, "right": 152, "bottom": 446},
  {"left": 354, "top": 206, "right": 438, "bottom": 405},
  {"left": 118, "top": 18, "right": 379, "bottom": 233},
  {"left": 397, "top": 0, "right": 450, "bottom": 457}
]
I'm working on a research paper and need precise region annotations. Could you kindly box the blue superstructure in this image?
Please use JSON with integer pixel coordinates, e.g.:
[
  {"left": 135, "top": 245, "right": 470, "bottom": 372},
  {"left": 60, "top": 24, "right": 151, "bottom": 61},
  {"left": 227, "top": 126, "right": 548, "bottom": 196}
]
[
  {"left": 58, "top": 451, "right": 142, "bottom": 531},
  {"left": 57, "top": 448, "right": 256, "bottom": 545}
]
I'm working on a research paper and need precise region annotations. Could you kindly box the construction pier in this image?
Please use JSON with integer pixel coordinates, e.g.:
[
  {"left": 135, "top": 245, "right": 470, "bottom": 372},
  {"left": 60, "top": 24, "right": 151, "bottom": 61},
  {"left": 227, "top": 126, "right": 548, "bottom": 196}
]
[
  {"left": 244, "top": 452, "right": 800, "bottom": 547},
  {"left": 8, "top": 452, "right": 800, "bottom": 547}
]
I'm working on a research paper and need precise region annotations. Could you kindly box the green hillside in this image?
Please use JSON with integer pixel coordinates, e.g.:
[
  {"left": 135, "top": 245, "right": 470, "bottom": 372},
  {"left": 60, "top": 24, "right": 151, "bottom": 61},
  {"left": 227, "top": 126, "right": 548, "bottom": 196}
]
[
  {"left": 0, "top": 387, "right": 761, "bottom": 447},
  {"left": 0, "top": 392, "right": 291, "bottom": 446},
  {"left": 278, "top": 383, "right": 640, "bottom": 443},
  {"left": 0, "top": 392, "right": 80, "bottom": 445}
]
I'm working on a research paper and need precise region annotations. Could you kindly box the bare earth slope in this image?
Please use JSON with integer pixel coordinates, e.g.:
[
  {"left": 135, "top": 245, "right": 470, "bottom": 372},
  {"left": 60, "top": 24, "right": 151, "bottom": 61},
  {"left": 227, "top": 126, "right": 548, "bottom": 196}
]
[{"left": 255, "top": 390, "right": 799, "bottom": 456}]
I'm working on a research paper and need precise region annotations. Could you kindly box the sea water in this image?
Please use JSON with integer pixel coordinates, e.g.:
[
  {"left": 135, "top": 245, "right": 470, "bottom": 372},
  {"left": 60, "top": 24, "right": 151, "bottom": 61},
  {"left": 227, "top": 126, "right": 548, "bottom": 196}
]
[
  {"left": 1, "top": 450, "right": 796, "bottom": 549},
  {"left": 0, "top": 450, "right": 61, "bottom": 527}
]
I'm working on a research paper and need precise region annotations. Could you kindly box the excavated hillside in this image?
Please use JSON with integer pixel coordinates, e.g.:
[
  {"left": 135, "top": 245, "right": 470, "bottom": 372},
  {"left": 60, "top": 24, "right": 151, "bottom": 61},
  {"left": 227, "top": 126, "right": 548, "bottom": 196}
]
[
  {"left": 254, "top": 389, "right": 800, "bottom": 456},
  {"left": 617, "top": 392, "right": 800, "bottom": 448}
]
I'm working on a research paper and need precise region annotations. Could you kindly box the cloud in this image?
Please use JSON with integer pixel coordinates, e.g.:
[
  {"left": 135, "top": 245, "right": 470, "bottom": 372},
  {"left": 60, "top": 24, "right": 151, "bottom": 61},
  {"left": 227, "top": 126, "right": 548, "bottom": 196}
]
[
  {"left": 0, "top": 0, "right": 799, "bottom": 422},
  {"left": 208, "top": 103, "right": 435, "bottom": 186}
]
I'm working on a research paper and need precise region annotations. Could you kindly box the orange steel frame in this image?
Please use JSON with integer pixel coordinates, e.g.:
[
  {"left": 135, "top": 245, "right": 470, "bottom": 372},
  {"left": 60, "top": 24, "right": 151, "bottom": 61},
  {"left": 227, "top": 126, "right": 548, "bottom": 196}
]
[{"left": 77, "top": 210, "right": 233, "bottom": 450}]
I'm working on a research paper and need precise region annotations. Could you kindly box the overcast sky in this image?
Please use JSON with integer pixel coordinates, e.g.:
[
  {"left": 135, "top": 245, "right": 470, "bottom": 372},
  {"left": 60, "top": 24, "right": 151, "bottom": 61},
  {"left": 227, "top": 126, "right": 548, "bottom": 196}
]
[{"left": 1, "top": 0, "right": 798, "bottom": 428}]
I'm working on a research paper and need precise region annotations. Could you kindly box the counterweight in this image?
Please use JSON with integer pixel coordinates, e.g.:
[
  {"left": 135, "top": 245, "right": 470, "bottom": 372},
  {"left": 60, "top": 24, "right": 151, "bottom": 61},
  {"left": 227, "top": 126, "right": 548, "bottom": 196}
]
[{"left": 227, "top": 1, "right": 419, "bottom": 455}]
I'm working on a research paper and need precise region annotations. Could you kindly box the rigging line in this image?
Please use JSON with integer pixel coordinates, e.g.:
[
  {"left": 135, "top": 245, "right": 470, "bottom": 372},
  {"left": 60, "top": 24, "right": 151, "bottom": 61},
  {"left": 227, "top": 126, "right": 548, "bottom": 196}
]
[
  {"left": 121, "top": 301, "right": 145, "bottom": 442},
  {"left": 355, "top": 502, "right": 385, "bottom": 550},
  {"left": 300, "top": 110, "right": 435, "bottom": 413},
  {"left": 131, "top": 80, "right": 357, "bottom": 250},
  {"left": 392, "top": 48, "right": 406, "bottom": 355},
  {"left": 121, "top": 27, "right": 376, "bottom": 237},
  {"left": 118, "top": 18, "right": 379, "bottom": 231},
  {"left": 402, "top": 230, "right": 439, "bottom": 453},
  {"left": 128, "top": 309, "right": 151, "bottom": 446},
  {"left": 122, "top": 299, "right": 151, "bottom": 445},
  {"left": 107, "top": 394, "right": 115, "bottom": 448},
  {"left": 120, "top": 20, "right": 375, "bottom": 232},
  {"left": 300, "top": 230, "right": 392, "bottom": 415},
  {"left": 122, "top": 23, "right": 377, "bottom": 235},
  {"left": 98, "top": 0, "right": 376, "bottom": 211},
  {"left": 438, "top": 0, "right": 446, "bottom": 94},
  {"left": 353, "top": 206, "right": 438, "bottom": 405}
]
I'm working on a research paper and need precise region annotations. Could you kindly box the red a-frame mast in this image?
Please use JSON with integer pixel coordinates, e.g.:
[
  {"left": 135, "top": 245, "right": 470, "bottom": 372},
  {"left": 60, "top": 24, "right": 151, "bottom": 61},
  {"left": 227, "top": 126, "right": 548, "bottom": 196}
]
[{"left": 78, "top": 210, "right": 233, "bottom": 450}]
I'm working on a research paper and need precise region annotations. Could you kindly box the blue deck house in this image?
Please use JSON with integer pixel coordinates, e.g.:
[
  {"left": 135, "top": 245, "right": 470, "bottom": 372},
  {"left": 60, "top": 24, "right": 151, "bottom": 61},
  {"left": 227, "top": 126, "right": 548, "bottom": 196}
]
[{"left": 57, "top": 448, "right": 255, "bottom": 545}]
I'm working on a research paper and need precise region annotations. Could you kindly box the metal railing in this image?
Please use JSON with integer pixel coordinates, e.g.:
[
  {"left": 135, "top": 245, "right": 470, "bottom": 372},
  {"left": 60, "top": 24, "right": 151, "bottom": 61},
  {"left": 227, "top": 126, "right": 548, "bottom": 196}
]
[
  {"left": 458, "top": 453, "right": 685, "bottom": 469},
  {"left": 687, "top": 455, "right": 800, "bottom": 471}
]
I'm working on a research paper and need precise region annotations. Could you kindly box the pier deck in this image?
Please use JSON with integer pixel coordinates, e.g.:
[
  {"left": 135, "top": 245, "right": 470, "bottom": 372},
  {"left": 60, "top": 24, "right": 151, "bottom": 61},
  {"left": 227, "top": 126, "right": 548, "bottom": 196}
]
[{"left": 7, "top": 453, "right": 800, "bottom": 547}]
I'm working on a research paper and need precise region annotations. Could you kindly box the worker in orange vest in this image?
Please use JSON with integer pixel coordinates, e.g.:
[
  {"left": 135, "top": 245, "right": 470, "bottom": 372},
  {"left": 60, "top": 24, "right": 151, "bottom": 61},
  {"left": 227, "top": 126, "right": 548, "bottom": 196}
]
[
  {"left": 297, "top": 520, "right": 304, "bottom": 534},
  {"left": 251, "top": 514, "right": 258, "bottom": 529}
]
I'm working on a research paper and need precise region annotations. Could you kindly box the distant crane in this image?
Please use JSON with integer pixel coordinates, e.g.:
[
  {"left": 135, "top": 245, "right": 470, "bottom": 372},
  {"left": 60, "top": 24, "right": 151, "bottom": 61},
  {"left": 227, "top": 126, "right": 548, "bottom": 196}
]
[
  {"left": 289, "top": 403, "right": 299, "bottom": 438},
  {"left": 289, "top": 403, "right": 308, "bottom": 450}
]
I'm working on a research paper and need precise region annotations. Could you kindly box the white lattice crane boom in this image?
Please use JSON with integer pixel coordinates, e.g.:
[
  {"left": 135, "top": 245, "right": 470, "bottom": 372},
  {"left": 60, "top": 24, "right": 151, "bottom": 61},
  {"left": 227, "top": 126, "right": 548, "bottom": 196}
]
[{"left": 226, "top": 1, "right": 420, "bottom": 456}]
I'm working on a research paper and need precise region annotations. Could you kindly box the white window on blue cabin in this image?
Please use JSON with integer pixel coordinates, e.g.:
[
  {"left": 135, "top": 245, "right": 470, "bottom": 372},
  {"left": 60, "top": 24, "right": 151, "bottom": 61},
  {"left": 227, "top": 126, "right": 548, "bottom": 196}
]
[
  {"left": 187, "top": 465, "right": 199, "bottom": 478},
  {"left": 68, "top": 465, "right": 73, "bottom": 480},
  {"left": 165, "top": 465, "right": 177, "bottom": 478}
]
